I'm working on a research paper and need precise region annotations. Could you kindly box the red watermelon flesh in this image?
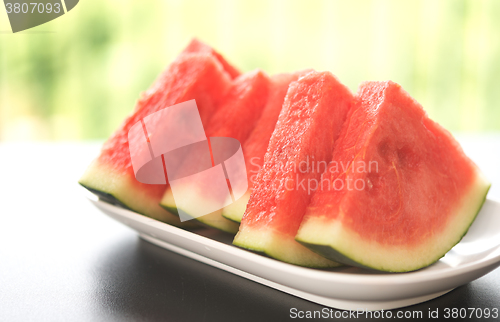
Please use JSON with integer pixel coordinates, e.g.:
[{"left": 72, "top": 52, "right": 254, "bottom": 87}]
[
  {"left": 233, "top": 71, "right": 353, "bottom": 267},
  {"left": 182, "top": 38, "right": 241, "bottom": 79},
  {"left": 221, "top": 71, "right": 312, "bottom": 223},
  {"left": 159, "top": 70, "right": 271, "bottom": 233},
  {"left": 296, "top": 81, "right": 491, "bottom": 272},
  {"left": 204, "top": 70, "right": 270, "bottom": 143},
  {"left": 79, "top": 51, "right": 234, "bottom": 227}
]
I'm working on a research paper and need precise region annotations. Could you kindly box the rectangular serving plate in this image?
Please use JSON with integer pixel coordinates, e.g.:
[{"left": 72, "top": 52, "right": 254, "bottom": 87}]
[{"left": 88, "top": 194, "right": 500, "bottom": 311}]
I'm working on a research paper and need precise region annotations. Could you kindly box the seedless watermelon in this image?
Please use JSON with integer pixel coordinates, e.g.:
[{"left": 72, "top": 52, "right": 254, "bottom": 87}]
[
  {"left": 221, "top": 71, "right": 311, "bottom": 223},
  {"left": 296, "top": 81, "right": 490, "bottom": 272},
  {"left": 233, "top": 71, "right": 353, "bottom": 267},
  {"left": 159, "top": 70, "right": 270, "bottom": 233},
  {"left": 79, "top": 40, "right": 238, "bottom": 227}
]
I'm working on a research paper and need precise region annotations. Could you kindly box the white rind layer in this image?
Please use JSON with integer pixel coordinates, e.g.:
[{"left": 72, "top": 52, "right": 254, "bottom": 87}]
[
  {"left": 79, "top": 159, "right": 195, "bottom": 227},
  {"left": 233, "top": 225, "right": 341, "bottom": 268},
  {"left": 160, "top": 187, "right": 239, "bottom": 234},
  {"left": 221, "top": 191, "right": 251, "bottom": 223}
]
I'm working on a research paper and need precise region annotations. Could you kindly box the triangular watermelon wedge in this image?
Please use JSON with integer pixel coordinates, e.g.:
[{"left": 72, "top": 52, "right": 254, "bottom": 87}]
[
  {"left": 159, "top": 70, "right": 271, "bottom": 233},
  {"left": 79, "top": 40, "right": 238, "bottom": 227},
  {"left": 233, "top": 71, "right": 353, "bottom": 267},
  {"left": 221, "top": 71, "right": 311, "bottom": 223},
  {"left": 296, "top": 81, "right": 491, "bottom": 272}
]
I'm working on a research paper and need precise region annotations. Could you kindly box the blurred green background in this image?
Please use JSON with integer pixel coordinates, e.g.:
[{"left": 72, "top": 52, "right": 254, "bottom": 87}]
[{"left": 0, "top": 0, "right": 499, "bottom": 141}]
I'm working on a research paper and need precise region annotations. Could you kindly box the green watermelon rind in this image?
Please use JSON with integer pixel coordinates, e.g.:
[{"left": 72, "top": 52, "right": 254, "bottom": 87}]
[
  {"left": 295, "top": 175, "right": 491, "bottom": 272},
  {"left": 79, "top": 159, "right": 199, "bottom": 229},
  {"left": 159, "top": 187, "right": 240, "bottom": 234},
  {"left": 80, "top": 184, "right": 128, "bottom": 208},
  {"left": 80, "top": 180, "right": 197, "bottom": 230},
  {"left": 233, "top": 226, "right": 342, "bottom": 268},
  {"left": 160, "top": 203, "right": 180, "bottom": 217},
  {"left": 158, "top": 189, "right": 180, "bottom": 216},
  {"left": 220, "top": 191, "right": 250, "bottom": 223},
  {"left": 159, "top": 197, "right": 240, "bottom": 235}
]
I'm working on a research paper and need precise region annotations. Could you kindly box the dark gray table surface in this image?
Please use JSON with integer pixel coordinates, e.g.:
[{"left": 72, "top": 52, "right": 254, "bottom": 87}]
[{"left": 1, "top": 137, "right": 499, "bottom": 322}]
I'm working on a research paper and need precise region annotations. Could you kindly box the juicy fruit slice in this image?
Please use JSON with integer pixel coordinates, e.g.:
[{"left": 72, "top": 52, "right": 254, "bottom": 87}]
[
  {"left": 159, "top": 70, "right": 271, "bottom": 233},
  {"left": 233, "top": 71, "right": 353, "bottom": 267},
  {"left": 79, "top": 49, "right": 234, "bottom": 227},
  {"left": 222, "top": 71, "right": 310, "bottom": 223},
  {"left": 296, "top": 81, "right": 491, "bottom": 272}
]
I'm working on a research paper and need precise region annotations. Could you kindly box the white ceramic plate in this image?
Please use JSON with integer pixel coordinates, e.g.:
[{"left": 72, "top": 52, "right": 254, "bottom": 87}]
[{"left": 87, "top": 193, "right": 500, "bottom": 311}]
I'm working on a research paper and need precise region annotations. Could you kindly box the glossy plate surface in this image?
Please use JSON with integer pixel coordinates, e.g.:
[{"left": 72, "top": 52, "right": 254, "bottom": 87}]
[{"left": 87, "top": 194, "right": 500, "bottom": 310}]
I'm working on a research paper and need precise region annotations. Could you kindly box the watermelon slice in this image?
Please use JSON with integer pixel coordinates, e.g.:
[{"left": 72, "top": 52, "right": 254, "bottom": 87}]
[
  {"left": 221, "top": 71, "right": 311, "bottom": 223},
  {"left": 295, "top": 81, "right": 491, "bottom": 272},
  {"left": 159, "top": 70, "right": 271, "bottom": 233},
  {"left": 79, "top": 41, "right": 238, "bottom": 227},
  {"left": 233, "top": 71, "right": 353, "bottom": 267}
]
